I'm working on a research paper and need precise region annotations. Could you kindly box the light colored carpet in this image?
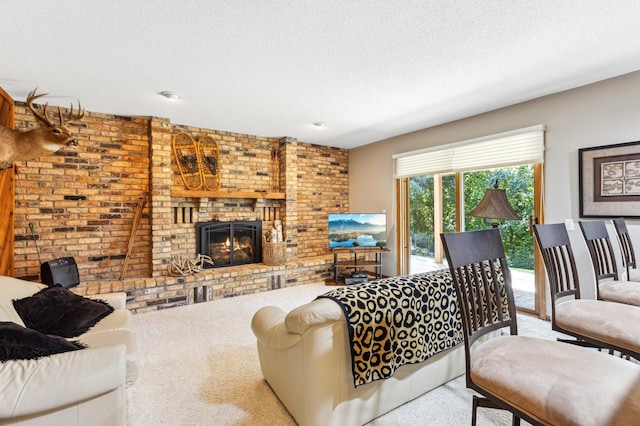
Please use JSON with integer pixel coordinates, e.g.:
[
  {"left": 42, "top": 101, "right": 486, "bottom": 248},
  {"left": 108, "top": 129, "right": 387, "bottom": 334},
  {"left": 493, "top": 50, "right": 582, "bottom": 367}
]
[{"left": 127, "top": 283, "right": 562, "bottom": 426}]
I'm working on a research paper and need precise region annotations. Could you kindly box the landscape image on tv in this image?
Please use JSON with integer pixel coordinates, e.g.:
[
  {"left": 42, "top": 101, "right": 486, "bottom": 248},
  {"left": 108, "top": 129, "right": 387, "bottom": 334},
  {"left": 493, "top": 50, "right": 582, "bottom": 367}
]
[{"left": 328, "top": 213, "right": 387, "bottom": 248}]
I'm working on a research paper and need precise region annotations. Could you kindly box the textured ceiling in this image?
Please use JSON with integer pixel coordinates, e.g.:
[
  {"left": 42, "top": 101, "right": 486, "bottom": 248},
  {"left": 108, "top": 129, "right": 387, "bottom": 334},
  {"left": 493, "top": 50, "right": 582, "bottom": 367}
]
[{"left": 2, "top": 1, "right": 640, "bottom": 149}]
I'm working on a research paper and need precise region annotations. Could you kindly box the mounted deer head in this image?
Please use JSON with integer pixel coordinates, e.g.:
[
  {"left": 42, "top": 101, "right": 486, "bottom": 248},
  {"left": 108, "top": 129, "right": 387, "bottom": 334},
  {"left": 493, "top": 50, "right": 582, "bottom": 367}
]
[{"left": 0, "top": 88, "right": 84, "bottom": 170}]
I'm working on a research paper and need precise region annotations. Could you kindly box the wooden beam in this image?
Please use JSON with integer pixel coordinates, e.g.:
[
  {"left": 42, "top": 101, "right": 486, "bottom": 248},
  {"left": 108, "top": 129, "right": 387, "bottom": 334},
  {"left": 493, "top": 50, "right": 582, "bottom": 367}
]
[
  {"left": 0, "top": 86, "right": 15, "bottom": 277},
  {"left": 171, "top": 189, "right": 286, "bottom": 199}
]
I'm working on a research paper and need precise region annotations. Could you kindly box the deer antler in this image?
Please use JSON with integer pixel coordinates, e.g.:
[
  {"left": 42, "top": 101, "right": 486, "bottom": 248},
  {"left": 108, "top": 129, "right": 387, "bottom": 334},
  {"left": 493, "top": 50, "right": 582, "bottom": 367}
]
[
  {"left": 56, "top": 102, "right": 85, "bottom": 126},
  {"left": 27, "top": 88, "right": 85, "bottom": 127},
  {"left": 26, "top": 88, "right": 54, "bottom": 126},
  {"left": 62, "top": 101, "right": 85, "bottom": 125}
]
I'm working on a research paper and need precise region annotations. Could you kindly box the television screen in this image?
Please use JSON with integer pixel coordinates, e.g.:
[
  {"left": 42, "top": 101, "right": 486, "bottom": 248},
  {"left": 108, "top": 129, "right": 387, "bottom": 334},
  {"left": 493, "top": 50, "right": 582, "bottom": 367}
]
[{"left": 328, "top": 213, "right": 387, "bottom": 248}]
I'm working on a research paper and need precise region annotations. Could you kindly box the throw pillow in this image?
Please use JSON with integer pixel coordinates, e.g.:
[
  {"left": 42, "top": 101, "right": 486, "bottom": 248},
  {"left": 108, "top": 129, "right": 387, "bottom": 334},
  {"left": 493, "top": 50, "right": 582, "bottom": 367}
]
[
  {"left": 13, "top": 285, "right": 114, "bottom": 338},
  {"left": 0, "top": 321, "right": 85, "bottom": 362}
]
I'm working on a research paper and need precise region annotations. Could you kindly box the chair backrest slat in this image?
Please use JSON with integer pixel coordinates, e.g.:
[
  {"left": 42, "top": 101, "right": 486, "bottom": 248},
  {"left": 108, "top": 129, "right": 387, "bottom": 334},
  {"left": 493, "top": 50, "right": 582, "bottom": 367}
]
[
  {"left": 580, "top": 221, "right": 620, "bottom": 287},
  {"left": 613, "top": 218, "right": 637, "bottom": 277},
  {"left": 441, "top": 228, "right": 517, "bottom": 387},
  {"left": 533, "top": 223, "right": 582, "bottom": 321}
]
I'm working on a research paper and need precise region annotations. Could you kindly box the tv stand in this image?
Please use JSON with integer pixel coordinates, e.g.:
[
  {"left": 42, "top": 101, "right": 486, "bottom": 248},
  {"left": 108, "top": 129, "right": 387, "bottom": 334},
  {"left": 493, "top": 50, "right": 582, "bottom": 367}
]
[{"left": 330, "top": 247, "right": 387, "bottom": 285}]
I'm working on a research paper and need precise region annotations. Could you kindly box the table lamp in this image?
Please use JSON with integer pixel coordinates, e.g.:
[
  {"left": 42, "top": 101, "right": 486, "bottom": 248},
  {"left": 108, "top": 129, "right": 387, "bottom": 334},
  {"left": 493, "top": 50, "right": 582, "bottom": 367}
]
[{"left": 469, "top": 179, "right": 521, "bottom": 228}]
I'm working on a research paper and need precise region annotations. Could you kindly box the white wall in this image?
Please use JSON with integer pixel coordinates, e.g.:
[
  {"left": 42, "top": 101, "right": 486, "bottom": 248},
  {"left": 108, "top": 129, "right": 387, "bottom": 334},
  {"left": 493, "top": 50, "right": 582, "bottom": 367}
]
[{"left": 349, "top": 70, "right": 640, "bottom": 305}]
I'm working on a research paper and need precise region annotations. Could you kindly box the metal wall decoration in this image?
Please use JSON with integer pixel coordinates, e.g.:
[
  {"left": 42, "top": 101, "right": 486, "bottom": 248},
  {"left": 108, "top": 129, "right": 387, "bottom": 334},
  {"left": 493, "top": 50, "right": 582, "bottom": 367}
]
[{"left": 579, "top": 141, "right": 640, "bottom": 217}]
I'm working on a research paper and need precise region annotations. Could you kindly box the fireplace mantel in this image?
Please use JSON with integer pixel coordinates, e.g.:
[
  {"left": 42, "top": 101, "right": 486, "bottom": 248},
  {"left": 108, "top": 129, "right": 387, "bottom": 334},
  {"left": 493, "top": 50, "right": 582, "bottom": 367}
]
[{"left": 172, "top": 189, "right": 286, "bottom": 199}]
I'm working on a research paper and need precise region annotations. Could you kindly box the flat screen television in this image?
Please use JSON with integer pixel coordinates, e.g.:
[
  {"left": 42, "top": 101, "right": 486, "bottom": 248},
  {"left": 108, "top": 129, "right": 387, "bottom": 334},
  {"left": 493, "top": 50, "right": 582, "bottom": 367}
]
[{"left": 328, "top": 213, "right": 387, "bottom": 248}]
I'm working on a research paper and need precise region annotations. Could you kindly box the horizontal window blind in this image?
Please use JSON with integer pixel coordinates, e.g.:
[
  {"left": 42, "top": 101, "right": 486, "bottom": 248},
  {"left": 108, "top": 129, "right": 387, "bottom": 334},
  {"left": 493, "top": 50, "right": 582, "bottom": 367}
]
[{"left": 393, "top": 125, "right": 545, "bottom": 178}]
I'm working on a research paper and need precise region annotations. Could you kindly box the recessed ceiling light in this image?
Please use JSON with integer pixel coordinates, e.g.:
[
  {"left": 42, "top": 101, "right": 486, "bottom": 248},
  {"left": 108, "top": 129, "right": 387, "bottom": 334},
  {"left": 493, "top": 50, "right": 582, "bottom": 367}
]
[
  {"left": 313, "top": 121, "right": 327, "bottom": 128},
  {"left": 160, "top": 91, "right": 181, "bottom": 101}
]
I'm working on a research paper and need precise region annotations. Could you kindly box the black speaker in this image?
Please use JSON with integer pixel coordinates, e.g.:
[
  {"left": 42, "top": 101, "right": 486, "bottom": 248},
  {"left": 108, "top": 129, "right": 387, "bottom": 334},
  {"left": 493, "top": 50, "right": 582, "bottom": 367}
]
[{"left": 40, "top": 257, "right": 80, "bottom": 288}]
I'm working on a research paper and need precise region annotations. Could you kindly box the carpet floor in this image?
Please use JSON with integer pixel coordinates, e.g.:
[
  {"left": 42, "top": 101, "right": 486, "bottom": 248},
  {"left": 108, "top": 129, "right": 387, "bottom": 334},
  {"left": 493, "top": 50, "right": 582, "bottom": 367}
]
[{"left": 127, "top": 283, "right": 563, "bottom": 425}]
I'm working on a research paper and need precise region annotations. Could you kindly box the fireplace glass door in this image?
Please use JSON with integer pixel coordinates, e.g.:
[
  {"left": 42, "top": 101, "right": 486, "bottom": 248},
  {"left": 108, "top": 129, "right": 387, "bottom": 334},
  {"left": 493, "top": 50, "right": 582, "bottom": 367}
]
[{"left": 196, "top": 221, "right": 262, "bottom": 267}]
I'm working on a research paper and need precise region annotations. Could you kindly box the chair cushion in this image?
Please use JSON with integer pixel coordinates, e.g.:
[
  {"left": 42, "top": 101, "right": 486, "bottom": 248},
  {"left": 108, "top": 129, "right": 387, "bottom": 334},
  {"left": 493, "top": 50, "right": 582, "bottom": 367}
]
[
  {"left": 13, "top": 285, "right": 114, "bottom": 338},
  {"left": 555, "top": 299, "right": 640, "bottom": 354},
  {"left": 0, "top": 321, "right": 85, "bottom": 361},
  {"left": 471, "top": 335, "right": 640, "bottom": 425},
  {"left": 599, "top": 280, "right": 640, "bottom": 306}
]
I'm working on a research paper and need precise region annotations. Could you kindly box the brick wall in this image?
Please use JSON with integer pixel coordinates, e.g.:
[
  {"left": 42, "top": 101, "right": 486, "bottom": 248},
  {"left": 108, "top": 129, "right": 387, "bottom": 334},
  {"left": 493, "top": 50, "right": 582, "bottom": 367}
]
[
  {"left": 13, "top": 108, "right": 152, "bottom": 281},
  {"left": 295, "top": 142, "right": 349, "bottom": 257},
  {"left": 10, "top": 103, "right": 348, "bottom": 312}
]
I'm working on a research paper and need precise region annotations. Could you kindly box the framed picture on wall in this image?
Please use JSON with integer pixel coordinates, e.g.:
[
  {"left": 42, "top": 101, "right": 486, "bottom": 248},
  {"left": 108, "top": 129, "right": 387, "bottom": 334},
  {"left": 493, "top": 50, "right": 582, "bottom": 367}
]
[{"left": 579, "top": 140, "right": 640, "bottom": 218}]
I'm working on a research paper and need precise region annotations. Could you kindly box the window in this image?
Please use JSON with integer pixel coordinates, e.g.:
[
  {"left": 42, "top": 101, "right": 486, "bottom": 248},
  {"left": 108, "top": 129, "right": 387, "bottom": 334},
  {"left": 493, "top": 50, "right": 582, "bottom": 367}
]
[{"left": 395, "top": 126, "right": 545, "bottom": 315}]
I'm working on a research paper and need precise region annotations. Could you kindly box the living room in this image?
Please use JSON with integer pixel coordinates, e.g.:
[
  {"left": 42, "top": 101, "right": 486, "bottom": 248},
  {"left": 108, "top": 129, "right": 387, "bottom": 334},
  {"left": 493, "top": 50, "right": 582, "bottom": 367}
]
[{"left": 3, "top": 2, "right": 640, "bottom": 425}]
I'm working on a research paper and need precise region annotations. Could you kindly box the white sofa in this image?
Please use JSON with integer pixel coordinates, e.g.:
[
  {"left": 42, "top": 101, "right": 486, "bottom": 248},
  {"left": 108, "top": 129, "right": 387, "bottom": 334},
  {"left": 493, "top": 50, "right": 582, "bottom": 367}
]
[
  {"left": 251, "top": 272, "right": 466, "bottom": 426},
  {"left": 0, "top": 275, "right": 138, "bottom": 426}
]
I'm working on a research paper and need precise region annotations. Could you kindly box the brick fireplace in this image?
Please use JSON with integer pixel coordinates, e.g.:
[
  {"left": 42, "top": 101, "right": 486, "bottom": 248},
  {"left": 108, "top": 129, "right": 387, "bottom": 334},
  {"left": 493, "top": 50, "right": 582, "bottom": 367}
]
[{"left": 10, "top": 104, "right": 349, "bottom": 312}]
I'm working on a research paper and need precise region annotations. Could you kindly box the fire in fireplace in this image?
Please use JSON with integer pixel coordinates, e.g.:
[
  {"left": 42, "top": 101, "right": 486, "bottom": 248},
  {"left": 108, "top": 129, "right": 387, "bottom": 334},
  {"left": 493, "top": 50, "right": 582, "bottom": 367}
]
[{"left": 195, "top": 221, "right": 262, "bottom": 268}]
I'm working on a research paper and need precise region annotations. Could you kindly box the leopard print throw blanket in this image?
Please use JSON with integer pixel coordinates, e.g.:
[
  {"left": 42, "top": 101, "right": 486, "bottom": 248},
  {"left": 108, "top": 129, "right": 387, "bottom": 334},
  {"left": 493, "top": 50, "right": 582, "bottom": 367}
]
[{"left": 317, "top": 269, "right": 462, "bottom": 387}]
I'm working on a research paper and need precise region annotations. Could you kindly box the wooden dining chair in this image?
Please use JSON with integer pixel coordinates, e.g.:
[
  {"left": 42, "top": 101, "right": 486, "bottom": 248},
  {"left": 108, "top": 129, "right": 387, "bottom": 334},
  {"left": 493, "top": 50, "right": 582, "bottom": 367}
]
[
  {"left": 441, "top": 228, "right": 640, "bottom": 425},
  {"left": 612, "top": 217, "right": 640, "bottom": 282},
  {"left": 579, "top": 220, "right": 640, "bottom": 306},
  {"left": 534, "top": 222, "right": 640, "bottom": 359}
]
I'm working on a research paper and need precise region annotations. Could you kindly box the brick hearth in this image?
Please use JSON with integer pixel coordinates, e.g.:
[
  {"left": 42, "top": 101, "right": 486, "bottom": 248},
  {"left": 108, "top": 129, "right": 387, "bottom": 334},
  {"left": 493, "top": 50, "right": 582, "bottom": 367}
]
[{"left": 11, "top": 105, "right": 348, "bottom": 312}]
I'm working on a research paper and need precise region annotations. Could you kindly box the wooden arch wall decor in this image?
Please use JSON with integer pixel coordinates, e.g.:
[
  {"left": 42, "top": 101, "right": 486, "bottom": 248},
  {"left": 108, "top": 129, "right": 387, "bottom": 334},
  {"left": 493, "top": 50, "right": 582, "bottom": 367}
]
[{"left": 0, "top": 86, "right": 15, "bottom": 276}]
